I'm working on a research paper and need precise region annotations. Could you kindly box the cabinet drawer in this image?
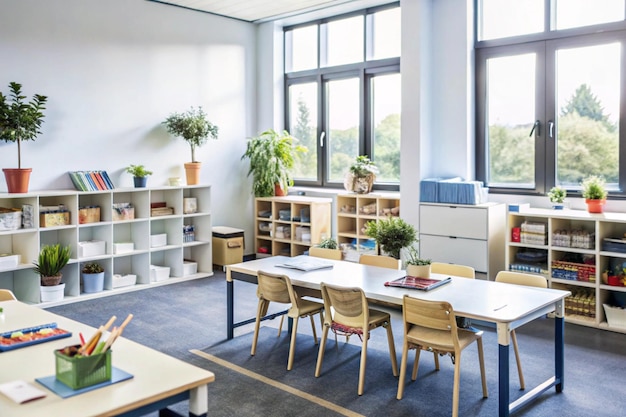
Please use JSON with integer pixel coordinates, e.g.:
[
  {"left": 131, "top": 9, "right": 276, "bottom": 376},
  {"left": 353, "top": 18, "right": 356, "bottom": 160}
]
[
  {"left": 419, "top": 234, "right": 488, "bottom": 273},
  {"left": 420, "top": 205, "right": 488, "bottom": 240}
]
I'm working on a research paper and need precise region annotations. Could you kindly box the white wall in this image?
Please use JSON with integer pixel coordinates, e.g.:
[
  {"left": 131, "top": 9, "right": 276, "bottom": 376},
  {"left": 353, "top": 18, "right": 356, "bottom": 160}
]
[{"left": 0, "top": 0, "right": 257, "bottom": 244}]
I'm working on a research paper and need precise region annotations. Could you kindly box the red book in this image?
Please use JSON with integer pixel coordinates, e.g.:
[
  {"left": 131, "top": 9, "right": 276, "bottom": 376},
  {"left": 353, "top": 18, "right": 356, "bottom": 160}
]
[
  {"left": 384, "top": 275, "right": 451, "bottom": 291},
  {"left": 89, "top": 172, "right": 104, "bottom": 190}
]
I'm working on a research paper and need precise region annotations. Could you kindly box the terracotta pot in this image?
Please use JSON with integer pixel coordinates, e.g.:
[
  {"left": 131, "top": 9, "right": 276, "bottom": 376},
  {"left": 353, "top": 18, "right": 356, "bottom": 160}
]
[
  {"left": 3, "top": 168, "right": 32, "bottom": 193},
  {"left": 184, "top": 162, "right": 202, "bottom": 185},
  {"left": 586, "top": 199, "right": 606, "bottom": 214},
  {"left": 274, "top": 183, "right": 287, "bottom": 196}
]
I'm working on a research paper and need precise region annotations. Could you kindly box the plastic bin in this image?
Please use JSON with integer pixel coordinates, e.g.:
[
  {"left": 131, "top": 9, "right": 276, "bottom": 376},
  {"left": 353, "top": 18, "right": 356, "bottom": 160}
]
[
  {"left": 55, "top": 346, "right": 112, "bottom": 389},
  {"left": 213, "top": 226, "right": 244, "bottom": 267}
]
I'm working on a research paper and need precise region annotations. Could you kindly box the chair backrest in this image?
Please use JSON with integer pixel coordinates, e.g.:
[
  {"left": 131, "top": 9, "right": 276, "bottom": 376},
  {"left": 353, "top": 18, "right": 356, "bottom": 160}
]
[
  {"left": 495, "top": 271, "right": 547, "bottom": 288},
  {"left": 431, "top": 262, "right": 475, "bottom": 279},
  {"left": 402, "top": 295, "right": 459, "bottom": 347},
  {"left": 309, "top": 247, "right": 343, "bottom": 261},
  {"left": 257, "top": 270, "right": 298, "bottom": 305},
  {"left": 320, "top": 282, "right": 368, "bottom": 329},
  {"left": 0, "top": 289, "right": 17, "bottom": 301},
  {"left": 359, "top": 254, "right": 401, "bottom": 270}
]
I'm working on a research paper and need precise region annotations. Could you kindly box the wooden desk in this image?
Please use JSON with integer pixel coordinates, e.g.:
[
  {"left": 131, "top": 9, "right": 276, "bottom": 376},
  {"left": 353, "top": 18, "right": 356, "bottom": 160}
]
[
  {"left": 226, "top": 256, "right": 570, "bottom": 417},
  {"left": 0, "top": 300, "right": 215, "bottom": 417}
]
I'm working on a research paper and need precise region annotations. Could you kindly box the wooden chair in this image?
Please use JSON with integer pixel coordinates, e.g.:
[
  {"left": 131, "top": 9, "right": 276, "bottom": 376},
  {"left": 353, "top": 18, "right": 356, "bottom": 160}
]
[
  {"left": 495, "top": 270, "right": 548, "bottom": 390},
  {"left": 396, "top": 295, "right": 488, "bottom": 417},
  {"left": 359, "top": 254, "right": 401, "bottom": 270},
  {"left": 431, "top": 262, "right": 475, "bottom": 279},
  {"left": 251, "top": 270, "right": 324, "bottom": 370},
  {"left": 309, "top": 247, "right": 343, "bottom": 261},
  {"left": 315, "top": 282, "right": 398, "bottom": 395},
  {"left": 0, "top": 289, "right": 17, "bottom": 301}
]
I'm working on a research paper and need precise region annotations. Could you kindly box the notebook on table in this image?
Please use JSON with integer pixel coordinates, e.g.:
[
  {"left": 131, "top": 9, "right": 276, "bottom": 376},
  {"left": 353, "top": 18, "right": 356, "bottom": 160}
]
[
  {"left": 384, "top": 275, "right": 451, "bottom": 291},
  {"left": 275, "top": 255, "right": 334, "bottom": 272}
]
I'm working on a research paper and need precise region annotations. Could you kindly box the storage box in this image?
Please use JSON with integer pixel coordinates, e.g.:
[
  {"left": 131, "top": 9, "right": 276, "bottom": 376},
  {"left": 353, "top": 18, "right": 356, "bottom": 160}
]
[
  {"left": 78, "top": 206, "right": 100, "bottom": 224},
  {"left": 78, "top": 240, "right": 106, "bottom": 258},
  {"left": 150, "top": 265, "right": 170, "bottom": 282},
  {"left": 212, "top": 226, "right": 244, "bottom": 267},
  {"left": 0, "top": 208, "right": 22, "bottom": 231},
  {"left": 183, "top": 197, "right": 197, "bottom": 214},
  {"left": 112, "top": 203, "right": 134, "bottom": 221},
  {"left": 182, "top": 261, "right": 198, "bottom": 276},
  {"left": 113, "top": 242, "right": 134, "bottom": 254},
  {"left": 55, "top": 345, "right": 111, "bottom": 389},
  {"left": 603, "top": 304, "right": 626, "bottom": 329},
  {"left": 150, "top": 233, "right": 167, "bottom": 247},
  {"left": 0, "top": 254, "right": 20, "bottom": 269},
  {"left": 112, "top": 273, "right": 137, "bottom": 288},
  {"left": 40, "top": 211, "right": 70, "bottom": 227}
]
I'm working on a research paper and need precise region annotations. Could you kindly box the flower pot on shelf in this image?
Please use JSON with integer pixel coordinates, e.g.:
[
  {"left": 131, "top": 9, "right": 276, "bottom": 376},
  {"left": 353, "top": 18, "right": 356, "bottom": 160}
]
[
  {"left": 586, "top": 199, "right": 605, "bottom": 214},
  {"left": 184, "top": 162, "right": 201, "bottom": 185},
  {"left": 133, "top": 177, "right": 147, "bottom": 188},
  {"left": 274, "top": 183, "right": 287, "bottom": 196},
  {"left": 3, "top": 168, "right": 32, "bottom": 193},
  {"left": 40, "top": 282, "right": 65, "bottom": 302},
  {"left": 82, "top": 272, "right": 105, "bottom": 293}
]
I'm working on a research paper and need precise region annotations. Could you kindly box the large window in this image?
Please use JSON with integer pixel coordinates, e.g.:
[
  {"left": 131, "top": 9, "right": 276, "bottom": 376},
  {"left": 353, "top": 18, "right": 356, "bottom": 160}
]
[
  {"left": 285, "top": 4, "right": 401, "bottom": 190},
  {"left": 476, "top": 0, "right": 626, "bottom": 196}
]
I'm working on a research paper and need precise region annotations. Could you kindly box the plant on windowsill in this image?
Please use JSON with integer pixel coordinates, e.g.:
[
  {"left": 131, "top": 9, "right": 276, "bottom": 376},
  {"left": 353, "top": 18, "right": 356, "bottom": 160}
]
[
  {"left": 241, "top": 129, "right": 307, "bottom": 197},
  {"left": 125, "top": 164, "right": 153, "bottom": 188},
  {"left": 162, "top": 106, "right": 218, "bottom": 185},
  {"left": 581, "top": 175, "right": 607, "bottom": 214},
  {"left": 547, "top": 186, "right": 567, "bottom": 210},
  {"left": 0, "top": 82, "right": 48, "bottom": 193},
  {"left": 344, "top": 155, "right": 379, "bottom": 194},
  {"left": 364, "top": 216, "right": 417, "bottom": 260}
]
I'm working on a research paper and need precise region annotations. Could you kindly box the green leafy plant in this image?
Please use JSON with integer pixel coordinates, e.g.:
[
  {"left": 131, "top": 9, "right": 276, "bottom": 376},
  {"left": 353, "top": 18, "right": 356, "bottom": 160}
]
[
  {"left": 317, "top": 237, "right": 338, "bottom": 249},
  {"left": 364, "top": 216, "right": 417, "bottom": 260},
  {"left": 349, "top": 155, "right": 379, "bottom": 178},
  {"left": 162, "top": 106, "right": 218, "bottom": 162},
  {"left": 548, "top": 186, "right": 567, "bottom": 204},
  {"left": 0, "top": 82, "right": 48, "bottom": 169},
  {"left": 241, "top": 129, "right": 307, "bottom": 197},
  {"left": 405, "top": 246, "right": 431, "bottom": 266},
  {"left": 581, "top": 175, "right": 607, "bottom": 200},
  {"left": 125, "top": 164, "right": 153, "bottom": 178},
  {"left": 82, "top": 262, "right": 104, "bottom": 274},
  {"left": 33, "top": 244, "right": 71, "bottom": 285}
]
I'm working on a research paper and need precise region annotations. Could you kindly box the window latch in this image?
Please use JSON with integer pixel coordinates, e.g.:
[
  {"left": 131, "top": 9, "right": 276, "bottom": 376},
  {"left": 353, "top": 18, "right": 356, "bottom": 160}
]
[
  {"left": 529, "top": 120, "right": 540, "bottom": 137},
  {"left": 548, "top": 120, "right": 554, "bottom": 138},
  {"left": 319, "top": 131, "right": 326, "bottom": 147}
]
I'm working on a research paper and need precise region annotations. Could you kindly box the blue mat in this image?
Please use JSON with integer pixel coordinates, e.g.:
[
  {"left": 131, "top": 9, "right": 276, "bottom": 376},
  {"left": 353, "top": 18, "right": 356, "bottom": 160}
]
[{"left": 35, "top": 367, "right": 133, "bottom": 398}]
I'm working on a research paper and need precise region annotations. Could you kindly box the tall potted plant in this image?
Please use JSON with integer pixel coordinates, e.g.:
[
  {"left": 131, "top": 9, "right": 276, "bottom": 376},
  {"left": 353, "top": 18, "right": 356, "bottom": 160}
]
[
  {"left": 162, "top": 106, "right": 218, "bottom": 185},
  {"left": 0, "top": 82, "right": 48, "bottom": 193},
  {"left": 33, "top": 244, "right": 71, "bottom": 302},
  {"left": 241, "top": 129, "right": 306, "bottom": 197},
  {"left": 581, "top": 175, "right": 607, "bottom": 213}
]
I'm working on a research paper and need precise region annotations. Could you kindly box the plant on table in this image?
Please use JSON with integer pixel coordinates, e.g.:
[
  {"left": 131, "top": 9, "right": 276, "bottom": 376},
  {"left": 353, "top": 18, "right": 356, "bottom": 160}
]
[{"left": 317, "top": 237, "right": 338, "bottom": 249}]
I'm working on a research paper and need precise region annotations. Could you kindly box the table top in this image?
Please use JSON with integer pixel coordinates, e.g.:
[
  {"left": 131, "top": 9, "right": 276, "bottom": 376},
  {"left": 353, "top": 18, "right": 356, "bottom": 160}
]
[
  {"left": 0, "top": 300, "right": 215, "bottom": 417},
  {"left": 228, "top": 256, "right": 571, "bottom": 324}
]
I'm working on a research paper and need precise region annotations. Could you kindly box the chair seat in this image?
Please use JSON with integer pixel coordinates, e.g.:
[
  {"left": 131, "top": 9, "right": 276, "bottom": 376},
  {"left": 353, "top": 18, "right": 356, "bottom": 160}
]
[
  {"left": 290, "top": 298, "right": 324, "bottom": 317},
  {"left": 407, "top": 325, "right": 483, "bottom": 352}
]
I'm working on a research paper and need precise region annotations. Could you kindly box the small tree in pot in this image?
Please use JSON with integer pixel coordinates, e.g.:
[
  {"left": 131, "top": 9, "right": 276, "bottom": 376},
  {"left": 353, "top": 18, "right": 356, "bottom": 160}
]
[{"left": 364, "top": 216, "right": 416, "bottom": 260}]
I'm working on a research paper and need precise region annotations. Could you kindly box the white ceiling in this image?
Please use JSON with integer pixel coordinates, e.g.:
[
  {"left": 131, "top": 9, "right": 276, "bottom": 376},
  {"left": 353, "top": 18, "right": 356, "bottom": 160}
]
[{"left": 151, "top": 0, "right": 372, "bottom": 23}]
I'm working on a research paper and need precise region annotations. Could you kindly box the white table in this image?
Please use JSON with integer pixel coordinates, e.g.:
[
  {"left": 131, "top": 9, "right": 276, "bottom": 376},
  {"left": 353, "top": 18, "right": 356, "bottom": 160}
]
[
  {"left": 0, "top": 300, "right": 215, "bottom": 417},
  {"left": 226, "top": 256, "right": 570, "bottom": 417}
]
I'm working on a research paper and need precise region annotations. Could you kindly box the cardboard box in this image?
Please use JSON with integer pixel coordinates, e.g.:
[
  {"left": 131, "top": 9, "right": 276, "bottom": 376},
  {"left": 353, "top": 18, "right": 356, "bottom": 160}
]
[
  {"left": 183, "top": 261, "right": 198, "bottom": 276},
  {"left": 78, "top": 240, "right": 106, "bottom": 258},
  {"left": 150, "top": 234, "right": 167, "bottom": 247},
  {"left": 78, "top": 207, "right": 100, "bottom": 224},
  {"left": 150, "top": 265, "right": 170, "bottom": 282},
  {"left": 40, "top": 211, "right": 70, "bottom": 227},
  {"left": 113, "top": 242, "right": 134, "bottom": 254},
  {"left": 112, "top": 273, "right": 137, "bottom": 288}
]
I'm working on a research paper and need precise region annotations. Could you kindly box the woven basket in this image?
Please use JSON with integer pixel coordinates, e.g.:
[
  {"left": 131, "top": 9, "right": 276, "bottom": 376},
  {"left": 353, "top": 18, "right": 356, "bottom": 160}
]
[
  {"left": 41, "top": 274, "right": 63, "bottom": 286},
  {"left": 344, "top": 172, "right": 375, "bottom": 194}
]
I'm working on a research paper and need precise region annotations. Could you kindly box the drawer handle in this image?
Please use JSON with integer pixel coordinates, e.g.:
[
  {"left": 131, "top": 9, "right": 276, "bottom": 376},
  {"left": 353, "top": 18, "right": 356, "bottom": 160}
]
[
  {"left": 449, "top": 236, "right": 458, "bottom": 239},
  {"left": 227, "top": 241, "right": 242, "bottom": 248}
]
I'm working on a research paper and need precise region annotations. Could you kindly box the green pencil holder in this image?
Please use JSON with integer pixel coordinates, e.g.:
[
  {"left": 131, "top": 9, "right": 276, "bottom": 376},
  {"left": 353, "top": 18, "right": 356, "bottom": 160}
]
[{"left": 55, "top": 345, "right": 112, "bottom": 390}]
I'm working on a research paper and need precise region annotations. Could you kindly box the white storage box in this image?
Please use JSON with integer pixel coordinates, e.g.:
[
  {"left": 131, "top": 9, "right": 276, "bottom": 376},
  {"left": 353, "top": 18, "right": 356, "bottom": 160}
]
[
  {"left": 603, "top": 304, "right": 626, "bottom": 329},
  {"left": 113, "top": 242, "right": 134, "bottom": 254},
  {"left": 0, "top": 254, "right": 20, "bottom": 269},
  {"left": 78, "top": 240, "right": 106, "bottom": 258},
  {"left": 112, "top": 273, "right": 137, "bottom": 288},
  {"left": 182, "top": 261, "right": 198, "bottom": 276},
  {"left": 0, "top": 209, "right": 22, "bottom": 231},
  {"left": 150, "top": 234, "right": 167, "bottom": 248},
  {"left": 150, "top": 265, "right": 170, "bottom": 282}
]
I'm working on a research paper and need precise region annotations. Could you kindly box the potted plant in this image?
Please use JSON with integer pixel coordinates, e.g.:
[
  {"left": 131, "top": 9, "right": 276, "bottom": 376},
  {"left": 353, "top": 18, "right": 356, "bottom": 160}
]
[
  {"left": 344, "top": 155, "right": 379, "bottom": 194},
  {"left": 82, "top": 262, "right": 105, "bottom": 293},
  {"left": 33, "top": 243, "right": 71, "bottom": 302},
  {"left": 364, "top": 216, "right": 417, "bottom": 260},
  {"left": 0, "top": 82, "right": 48, "bottom": 193},
  {"left": 162, "top": 106, "right": 218, "bottom": 185},
  {"left": 581, "top": 175, "right": 608, "bottom": 213},
  {"left": 125, "top": 164, "right": 153, "bottom": 188},
  {"left": 405, "top": 246, "right": 432, "bottom": 278},
  {"left": 548, "top": 186, "right": 567, "bottom": 210},
  {"left": 241, "top": 129, "right": 307, "bottom": 197}
]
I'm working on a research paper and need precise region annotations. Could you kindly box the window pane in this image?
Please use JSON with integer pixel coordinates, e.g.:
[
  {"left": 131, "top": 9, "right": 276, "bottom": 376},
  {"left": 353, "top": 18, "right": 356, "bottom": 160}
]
[
  {"left": 556, "top": 43, "right": 620, "bottom": 187},
  {"left": 325, "top": 16, "right": 364, "bottom": 67},
  {"left": 371, "top": 74, "right": 401, "bottom": 182},
  {"left": 286, "top": 25, "right": 318, "bottom": 72},
  {"left": 479, "top": 0, "right": 544, "bottom": 41},
  {"left": 370, "top": 8, "right": 401, "bottom": 60},
  {"left": 289, "top": 83, "right": 318, "bottom": 180},
  {"left": 327, "top": 78, "right": 360, "bottom": 182},
  {"left": 486, "top": 54, "right": 536, "bottom": 187},
  {"left": 556, "top": 0, "right": 625, "bottom": 30}
]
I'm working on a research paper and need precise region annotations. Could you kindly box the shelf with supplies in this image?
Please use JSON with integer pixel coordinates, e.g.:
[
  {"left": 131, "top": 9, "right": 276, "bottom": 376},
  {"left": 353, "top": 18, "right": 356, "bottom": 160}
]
[
  {"left": 336, "top": 191, "right": 401, "bottom": 261},
  {"left": 0, "top": 185, "right": 212, "bottom": 307},
  {"left": 254, "top": 195, "right": 332, "bottom": 258},
  {"left": 506, "top": 207, "right": 626, "bottom": 332}
]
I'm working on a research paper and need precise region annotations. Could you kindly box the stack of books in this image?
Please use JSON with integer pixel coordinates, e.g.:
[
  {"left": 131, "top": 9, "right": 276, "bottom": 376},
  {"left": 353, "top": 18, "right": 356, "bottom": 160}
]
[{"left": 68, "top": 171, "right": 114, "bottom": 191}]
